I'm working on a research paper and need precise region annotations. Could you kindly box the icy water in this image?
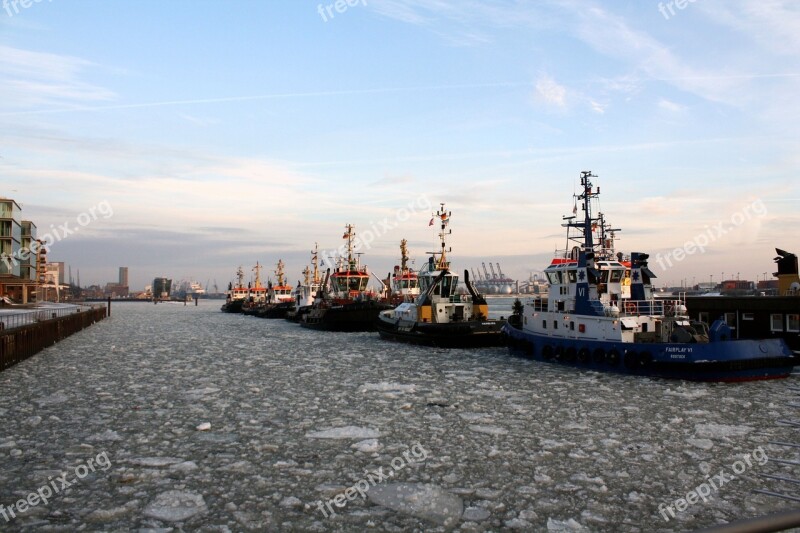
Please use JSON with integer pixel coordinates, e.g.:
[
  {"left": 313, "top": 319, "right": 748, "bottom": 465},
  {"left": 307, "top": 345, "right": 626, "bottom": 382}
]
[{"left": 0, "top": 299, "right": 798, "bottom": 532}]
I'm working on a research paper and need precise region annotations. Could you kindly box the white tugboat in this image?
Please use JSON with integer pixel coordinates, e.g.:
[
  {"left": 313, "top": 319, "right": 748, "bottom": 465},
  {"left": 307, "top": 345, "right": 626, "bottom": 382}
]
[
  {"left": 376, "top": 203, "right": 505, "bottom": 347},
  {"left": 287, "top": 244, "right": 324, "bottom": 323},
  {"left": 242, "top": 262, "right": 268, "bottom": 316},
  {"left": 502, "top": 171, "right": 795, "bottom": 381},
  {"left": 257, "top": 260, "right": 295, "bottom": 319},
  {"left": 221, "top": 266, "right": 248, "bottom": 313}
]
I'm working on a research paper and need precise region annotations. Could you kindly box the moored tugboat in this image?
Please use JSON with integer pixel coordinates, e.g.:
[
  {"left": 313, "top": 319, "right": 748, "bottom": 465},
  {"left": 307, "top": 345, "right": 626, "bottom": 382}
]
[
  {"left": 386, "top": 239, "right": 421, "bottom": 306},
  {"left": 299, "top": 225, "right": 392, "bottom": 332},
  {"left": 257, "top": 260, "right": 295, "bottom": 319},
  {"left": 241, "top": 262, "right": 268, "bottom": 316},
  {"left": 502, "top": 171, "right": 795, "bottom": 381},
  {"left": 286, "top": 245, "right": 324, "bottom": 323},
  {"left": 221, "top": 266, "right": 248, "bottom": 313},
  {"left": 376, "top": 204, "right": 505, "bottom": 347}
]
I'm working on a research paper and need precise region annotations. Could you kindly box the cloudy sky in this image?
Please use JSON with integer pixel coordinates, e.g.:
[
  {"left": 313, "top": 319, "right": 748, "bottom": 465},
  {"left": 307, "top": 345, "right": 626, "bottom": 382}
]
[{"left": 2, "top": 0, "right": 799, "bottom": 290}]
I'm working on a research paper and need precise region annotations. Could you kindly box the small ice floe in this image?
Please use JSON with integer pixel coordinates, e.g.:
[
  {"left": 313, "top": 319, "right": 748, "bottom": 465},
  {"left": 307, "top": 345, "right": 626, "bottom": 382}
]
[
  {"left": 143, "top": 490, "right": 207, "bottom": 522},
  {"left": 130, "top": 457, "right": 186, "bottom": 467},
  {"left": 687, "top": 437, "right": 714, "bottom": 450},
  {"left": 35, "top": 392, "right": 69, "bottom": 406},
  {"left": 694, "top": 423, "right": 752, "bottom": 439},
  {"left": 279, "top": 496, "right": 303, "bottom": 508},
  {"left": 352, "top": 439, "right": 380, "bottom": 453},
  {"left": 184, "top": 387, "right": 221, "bottom": 399},
  {"left": 367, "top": 483, "right": 463, "bottom": 526},
  {"left": 196, "top": 422, "right": 211, "bottom": 431},
  {"left": 360, "top": 382, "right": 416, "bottom": 393},
  {"left": 463, "top": 506, "right": 490, "bottom": 521},
  {"left": 306, "top": 426, "right": 381, "bottom": 439},
  {"left": 505, "top": 518, "right": 533, "bottom": 529},
  {"left": 469, "top": 425, "right": 508, "bottom": 436},
  {"left": 547, "top": 517, "right": 587, "bottom": 531},
  {"left": 88, "top": 429, "right": 122, "bottom": 442}
]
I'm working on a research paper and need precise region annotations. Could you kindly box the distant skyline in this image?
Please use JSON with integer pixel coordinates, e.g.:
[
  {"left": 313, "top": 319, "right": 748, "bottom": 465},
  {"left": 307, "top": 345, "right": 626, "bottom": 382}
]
[{"left": 2, "top": 1, "right": 798, "bottom": 290}]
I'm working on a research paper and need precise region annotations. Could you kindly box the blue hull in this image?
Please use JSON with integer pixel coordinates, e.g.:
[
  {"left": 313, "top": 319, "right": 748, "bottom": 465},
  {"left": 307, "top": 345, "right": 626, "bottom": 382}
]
[{"left": 502, "top": 323, "right": 796, "bottom": 382}]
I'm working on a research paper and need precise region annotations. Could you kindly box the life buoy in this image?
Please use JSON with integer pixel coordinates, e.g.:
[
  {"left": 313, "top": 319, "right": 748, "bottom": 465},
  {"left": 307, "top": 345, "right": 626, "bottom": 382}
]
[
  {"left": 542, "top": 345, "right": 554, "bottom": 360},
  {"left": 565, "top": 347, "right": 577, "bottom": 363},
  {"left": 625, "top": 302, "right": 637, "bottom": 314},
  {"left": 578, "top": 348, "right": 591, "bottom": 364},
  {"left": 624, "top": 350, "right": 638, "bottom": 370},
  {"left": 592, "top": 348, "right": 605, "bottom": 364},
  {"left": 607, "top": 349, "right": 620, "bottom": 366}
]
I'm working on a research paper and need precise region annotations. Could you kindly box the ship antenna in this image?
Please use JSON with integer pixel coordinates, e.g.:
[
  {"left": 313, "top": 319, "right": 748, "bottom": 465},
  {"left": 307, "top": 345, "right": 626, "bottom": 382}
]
[{"left": 312, "top": 242, "right": 320, "bottom": 283}]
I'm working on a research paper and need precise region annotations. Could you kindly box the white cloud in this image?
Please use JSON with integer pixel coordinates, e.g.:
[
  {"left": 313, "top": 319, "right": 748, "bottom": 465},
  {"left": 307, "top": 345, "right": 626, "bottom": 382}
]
[
  {"left": 535, "top": 75, "right": 567, "bottom": 109},
  {"left": 658, "top": 99, "right": 685, "bottom": 112}
]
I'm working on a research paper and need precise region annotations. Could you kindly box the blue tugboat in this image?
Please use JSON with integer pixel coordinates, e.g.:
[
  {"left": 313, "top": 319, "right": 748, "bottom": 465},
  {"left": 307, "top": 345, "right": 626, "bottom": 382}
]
[{"left": 503, "top": 171, "right": 795, "bottom": 381}]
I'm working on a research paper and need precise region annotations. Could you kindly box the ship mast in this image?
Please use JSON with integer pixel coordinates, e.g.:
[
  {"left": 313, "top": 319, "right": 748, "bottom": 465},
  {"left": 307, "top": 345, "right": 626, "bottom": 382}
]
[
  {"left": 236, "top": 266, "right": 245, "bottom": 288},
  {"left": 400, "top": 239, "right": 410, "bottom": 272},
  {"left": 302, "top": 266, "right": 311, "bottom": 286},
  {"left": 275, "top": 260, "right": 285, "bottom": 286},
  {"left": 343, "top": 224, "right": 356, "bottom": 270},
  {"left": 252, "top": 262, "right": 263, "bottom": 288},
  {"left": 434, "top": 203, "right": 452, "bottom": 270},
  {"left": 311, "top": 242, "right": 320, "bottom": 283}
]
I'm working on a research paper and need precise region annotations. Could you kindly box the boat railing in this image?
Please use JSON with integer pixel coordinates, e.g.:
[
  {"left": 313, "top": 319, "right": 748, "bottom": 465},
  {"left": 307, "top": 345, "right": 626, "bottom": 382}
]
[{"left": 619, "top": 298, "right": 684, "bottom": 317}]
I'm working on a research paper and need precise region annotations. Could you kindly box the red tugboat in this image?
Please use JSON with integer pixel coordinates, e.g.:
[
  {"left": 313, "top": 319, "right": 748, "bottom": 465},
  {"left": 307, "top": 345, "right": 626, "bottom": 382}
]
[
  {"left": 299, "top": 224, "right": 392, "bottom": 331},
  {"left": 386, "top": 239, "right": 421, "bottom": 306}
]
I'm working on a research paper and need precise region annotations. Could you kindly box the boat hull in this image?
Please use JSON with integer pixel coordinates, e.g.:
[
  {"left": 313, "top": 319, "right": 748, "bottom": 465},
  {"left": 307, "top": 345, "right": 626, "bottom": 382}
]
[
  {"left": 299, "top": 301, "right": 393, "bottom": 332},
  {"left": 220, "top": 300, "right": 244, "bottom": 313},
  {"left": 256, "top": 302, "right": 292, "bottom": 319},
  {"left": 502, "top": 322, "right": 796, "bottom": 382},
  {"left": 377, "top": 317, "right": 506, "bottom": 348}
]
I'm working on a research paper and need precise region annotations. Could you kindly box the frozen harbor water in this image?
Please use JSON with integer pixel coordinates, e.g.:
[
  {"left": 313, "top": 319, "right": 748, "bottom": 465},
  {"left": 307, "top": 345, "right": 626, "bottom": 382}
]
[{"left": 0, "top": 299, "right": 798, "bottom": 531}]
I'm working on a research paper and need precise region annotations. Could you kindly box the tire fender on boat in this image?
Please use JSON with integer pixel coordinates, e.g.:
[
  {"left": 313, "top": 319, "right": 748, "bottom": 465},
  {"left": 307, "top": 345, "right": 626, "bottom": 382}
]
[
  {"left": 624, "top": 350, "right": 638, "bottom": 370},
  {"left": 542, "top": 345, "right": 554, "bottom": 360},
  {"left": 578, "top": 348, "right": 591, "bottom": 364},
  {"left": 592, "top": 348, "right": 605, "bottom": 364},
  {"left": 638, "top": 351, "right": 653, "bottom": 368},
  {"left": 607, "top": 349, "right": 620, "bottom": 366},
  {"left": 565, "top": 347, "right": 577, "bottom": 363}
]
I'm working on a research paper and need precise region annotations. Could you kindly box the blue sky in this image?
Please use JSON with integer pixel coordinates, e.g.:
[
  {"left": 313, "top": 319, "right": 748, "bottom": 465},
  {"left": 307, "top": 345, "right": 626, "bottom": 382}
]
[{"left": 1, "top": 0, "right": 798, "bottom": 290}]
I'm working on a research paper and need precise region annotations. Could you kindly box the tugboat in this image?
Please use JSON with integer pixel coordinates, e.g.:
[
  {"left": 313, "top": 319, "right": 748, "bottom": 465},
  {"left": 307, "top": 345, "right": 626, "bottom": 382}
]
[
  {"left": 376, "top": 204, "right": 505, "bottom": 347},
  {"left": 221, "top": 266, "right": 248, "bottom": 313},
  {"left": 257, "top": 260, "right": 295, "bottom": 319},
  {"left": 286, "top": 245, "right": 324, "bottom": 323},
  {"left": 502, "top": 171, "right": 795, "bottom": 381},
  {"left": 299, "top": 225, "right": 392, "bottom": 332},
  {"left": 241, "top": 262, "right": 268, "bottom": 316},
  {"left": 386, "top": 239, "right": 421, "bottom": 306}
]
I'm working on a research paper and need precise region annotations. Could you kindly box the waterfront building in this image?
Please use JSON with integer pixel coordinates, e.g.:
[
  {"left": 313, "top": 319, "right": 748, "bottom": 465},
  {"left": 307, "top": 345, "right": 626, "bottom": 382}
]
[{"left": 0, "top": 197, "right": 42, "bottom": 303}]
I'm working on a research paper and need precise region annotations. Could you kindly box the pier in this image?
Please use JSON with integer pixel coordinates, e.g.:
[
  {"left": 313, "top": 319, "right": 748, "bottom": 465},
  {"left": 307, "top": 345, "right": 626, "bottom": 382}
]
[{"left": 0, "top": 304, "right": 107, "bottom": 371}]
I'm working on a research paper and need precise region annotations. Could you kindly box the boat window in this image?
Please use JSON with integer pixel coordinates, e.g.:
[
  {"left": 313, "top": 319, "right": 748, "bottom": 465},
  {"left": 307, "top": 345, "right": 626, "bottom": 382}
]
[
  {"left": 724, "top": 312, "right": 736, "bottom": 329},
  {"left": 567, "top": 270, "right": 577, "bottom": 283},
  {"left": 788, "top": 314, "right": 800, "bottom": 333},
  {"left": 610, "top": 270, "right": 623, "bottom": 283},
  {"left": 569, "top": 321, "right": 574, "bottom": 331},
  {"left": 439, "top": 275, "right": 455, "bottom": 297},
  {"left": 600, "top": 270, "right": 610, "bottom": 284},
  {"left": 547, "top": 271, "right": 560, "bottom": 284},
  {"left": 771, "top": 314, "right": 783, "bottom": 332},
  {"left": 553, "top": 320, "right": 558, "bottom": 330},
  {"left": 742, "top": 313, "right": 754, "bottom": 321},
  {"left": 698, "top": 312, "right": 709, "bottom": 324}
]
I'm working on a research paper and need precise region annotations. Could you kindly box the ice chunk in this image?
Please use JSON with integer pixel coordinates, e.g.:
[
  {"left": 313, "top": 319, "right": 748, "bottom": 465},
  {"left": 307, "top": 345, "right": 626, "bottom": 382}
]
[
  {"left": 367, "top": 483, "right": 463, "bottom": 526},
  {"left": 143, "top": 490, "right": 207, "bottom": 522},
  {"left": 306, "top": 426, "right": 381, "bottom": 439},
  {"left": 469, "top": 425, "right": 508, "bottom": 436}
]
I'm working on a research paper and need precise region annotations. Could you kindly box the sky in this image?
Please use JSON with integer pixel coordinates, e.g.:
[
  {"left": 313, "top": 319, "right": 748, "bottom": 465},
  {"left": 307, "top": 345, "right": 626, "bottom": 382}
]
[{"left": 1, "top": 0, "right": 799, "bottom": 291}]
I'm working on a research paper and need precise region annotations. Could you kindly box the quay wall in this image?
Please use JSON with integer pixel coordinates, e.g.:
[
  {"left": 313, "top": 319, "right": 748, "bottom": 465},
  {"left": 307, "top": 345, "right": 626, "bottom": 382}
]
[{"left": 0, "top": 305, "right": 107, "bottom": 371}]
